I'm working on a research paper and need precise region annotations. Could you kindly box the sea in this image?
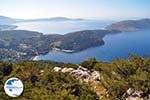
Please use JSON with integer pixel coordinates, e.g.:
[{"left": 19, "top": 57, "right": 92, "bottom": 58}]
[{"left": 14, "top": 20, "right": 150, "bottom": 63}]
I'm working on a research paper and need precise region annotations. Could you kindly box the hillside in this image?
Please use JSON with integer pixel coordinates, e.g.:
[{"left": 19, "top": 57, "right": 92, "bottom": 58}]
[
  {"left": 0, "top": 30, "right": 42, "bottom": 39},
  {"left": 51, "top": 30, "right": 120, "bottom": 51},
  {"left": 0, "top": 30, "right": 59, "bottom": 61},
  {"left": 0, "top": 54, "right": 150, "bottom": 100},
  {"left": 106, "top": 19, "right": 150, "bottom": 31},
  {"left": 0, "top": 30, "right": 120, "bottom": 61}
]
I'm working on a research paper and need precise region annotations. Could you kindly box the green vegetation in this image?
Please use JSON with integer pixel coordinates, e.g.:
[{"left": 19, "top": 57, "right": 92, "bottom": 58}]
[
  {"left": 93, "top": 54, "right": 150, "bottom": 100},
  {"left": 0, "top": 54, "right": 150, "bottom": 100},
  {"left": 80, "top": 58, "right": 97, "bottom": 70},
  {"left": 53, "top": 30, "right": 120, "bottom": 51},
  {"left": 0, "top": 61, "right": 98, "bottom": 100}
]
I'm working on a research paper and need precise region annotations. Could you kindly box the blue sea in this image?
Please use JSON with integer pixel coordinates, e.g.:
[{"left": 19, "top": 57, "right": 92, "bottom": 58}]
[{"left": 15, "top": 20, "right": 150, "bottom": 63}]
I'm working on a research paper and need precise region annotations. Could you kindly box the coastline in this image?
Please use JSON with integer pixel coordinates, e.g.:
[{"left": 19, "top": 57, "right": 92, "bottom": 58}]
[
  {"left": 32, "top": 56, "right": 39, "bottom": 61},
  {"left": 32, "top": 48, "right": 75, "bottom": 61},
  {"left": 52, "top": 47, "right": 75, "bottom": 53}
]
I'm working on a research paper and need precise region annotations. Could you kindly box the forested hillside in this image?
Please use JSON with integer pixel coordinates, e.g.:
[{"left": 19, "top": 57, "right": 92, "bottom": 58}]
[{"left": 0, "top": 54, "right": 150, "bottom": 100}]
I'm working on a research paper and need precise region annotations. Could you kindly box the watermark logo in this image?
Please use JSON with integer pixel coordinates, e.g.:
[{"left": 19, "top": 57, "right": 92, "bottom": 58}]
[{"left": 4, "top": 77, "right": 23, "bottom": 97}]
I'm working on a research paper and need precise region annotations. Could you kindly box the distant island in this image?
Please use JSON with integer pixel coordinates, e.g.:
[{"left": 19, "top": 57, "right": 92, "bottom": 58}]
[
  {"left": 0, "top": 25, "right": 17, "bottom": 31},
  {"left": 106, "top": 19, "right": 150, "bottom": 31},
  {"left": 24, "top": 17, "right": 84, "bottom": 22},
  {"left": 0, "top": 15, "right": 84, "bottom": 30},
  {"left": 0, "top": 16, "right": 23, "bottom": 24},
  {"left": 0, "top": 15, "right": 84, "bottom": 24}
]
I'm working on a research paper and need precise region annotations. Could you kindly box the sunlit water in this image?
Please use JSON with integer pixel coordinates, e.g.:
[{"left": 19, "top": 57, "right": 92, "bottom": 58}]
[{"left": 15, "top": 20, "right": 113, "bottom": 34}]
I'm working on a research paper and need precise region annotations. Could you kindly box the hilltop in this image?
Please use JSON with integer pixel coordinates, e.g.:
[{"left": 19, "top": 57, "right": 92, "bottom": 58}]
[{"left": 0, "top": 54, "right": 150, "bottom": 99}]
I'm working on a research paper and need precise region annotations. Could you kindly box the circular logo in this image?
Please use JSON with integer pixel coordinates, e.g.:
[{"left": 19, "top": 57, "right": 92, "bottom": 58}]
[{"left": 4, "top": 77, "right": 23, "bottom": 97}]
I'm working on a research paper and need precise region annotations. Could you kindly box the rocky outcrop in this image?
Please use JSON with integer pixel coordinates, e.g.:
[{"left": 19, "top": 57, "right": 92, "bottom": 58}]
[
  {"left": 53, "top": 66, "right": 100, "bottom": 82},
  {"left": 123, "top": 88, "right": 145, "bottom": 100}
]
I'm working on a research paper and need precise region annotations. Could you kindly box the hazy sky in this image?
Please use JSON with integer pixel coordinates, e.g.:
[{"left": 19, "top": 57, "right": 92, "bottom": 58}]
[{"left": 0, "top": 0, "right": 149, "bottom": 19}]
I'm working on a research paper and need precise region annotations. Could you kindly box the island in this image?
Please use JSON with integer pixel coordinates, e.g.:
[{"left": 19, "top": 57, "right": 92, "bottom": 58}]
[
  {"left": 0, "top": 15, "right": 83, "bottom": 24},
  {"left": 106, "top": 19, "right": 150, "bottom": 31},
  {"left": 0, "top": 25, "right": 18, "bottom": 31}
]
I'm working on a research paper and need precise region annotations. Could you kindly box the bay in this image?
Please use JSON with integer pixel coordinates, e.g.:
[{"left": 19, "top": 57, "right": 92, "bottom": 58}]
[
  {"left": 36, "top": 29, "right": 150, "bottom": 63},
  {"left": 15, "top": 20, "right": 150, "bottom": 63}
]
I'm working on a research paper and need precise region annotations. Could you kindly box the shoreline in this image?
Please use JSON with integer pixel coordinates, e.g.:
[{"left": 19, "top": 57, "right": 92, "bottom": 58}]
[
  {"left": 32, "top": 56, "right": 39, "bottom": 61},
  {"left": 52, "top": 47, "right": 75, "bottom": 53}
]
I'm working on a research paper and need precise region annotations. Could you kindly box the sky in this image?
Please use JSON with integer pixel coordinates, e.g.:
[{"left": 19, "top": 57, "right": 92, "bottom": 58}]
[{"left": 0, "top": 0, "right": 150, "bottom": 19}]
